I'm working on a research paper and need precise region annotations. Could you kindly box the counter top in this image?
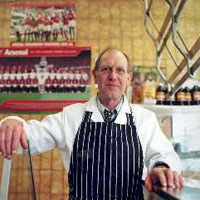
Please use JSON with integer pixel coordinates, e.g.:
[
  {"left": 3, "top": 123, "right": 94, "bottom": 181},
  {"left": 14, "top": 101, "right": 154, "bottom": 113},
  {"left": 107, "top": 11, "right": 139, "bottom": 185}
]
[{"left": 144, "top": 185, "right": 200, "bottom": 200}]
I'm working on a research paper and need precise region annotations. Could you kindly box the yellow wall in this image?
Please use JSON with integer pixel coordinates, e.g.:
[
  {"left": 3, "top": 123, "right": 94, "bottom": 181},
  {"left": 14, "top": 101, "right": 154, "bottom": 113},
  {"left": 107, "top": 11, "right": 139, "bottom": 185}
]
[
  {"left": 0, "top": 1, "right": 200, "bottom": 199},
  {"left": 0, "top": 0, "right": 199, "bottom": 78}
]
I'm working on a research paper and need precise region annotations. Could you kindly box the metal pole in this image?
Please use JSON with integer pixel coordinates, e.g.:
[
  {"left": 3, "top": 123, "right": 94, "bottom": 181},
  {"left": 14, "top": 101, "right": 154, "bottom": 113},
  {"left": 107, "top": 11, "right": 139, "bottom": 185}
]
[{"left": 0, "top": 158, "right": 12, "bottom": 200}]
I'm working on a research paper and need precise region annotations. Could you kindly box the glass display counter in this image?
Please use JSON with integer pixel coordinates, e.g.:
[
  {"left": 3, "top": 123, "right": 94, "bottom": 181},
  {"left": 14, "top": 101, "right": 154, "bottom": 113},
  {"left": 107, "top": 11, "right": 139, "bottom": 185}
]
[{"left": 141, "top": 104, "right": 200, "bottom": 180}]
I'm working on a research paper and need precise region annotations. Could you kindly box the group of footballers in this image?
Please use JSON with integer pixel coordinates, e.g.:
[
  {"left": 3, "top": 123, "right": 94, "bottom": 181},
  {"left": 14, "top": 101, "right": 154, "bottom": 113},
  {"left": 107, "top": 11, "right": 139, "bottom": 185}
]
[
  {"left": 0, "top": 64, "right": 90, "bottom": 93},
  {"left": 11, "top": 6, "right": 76, "bottom": 43}
]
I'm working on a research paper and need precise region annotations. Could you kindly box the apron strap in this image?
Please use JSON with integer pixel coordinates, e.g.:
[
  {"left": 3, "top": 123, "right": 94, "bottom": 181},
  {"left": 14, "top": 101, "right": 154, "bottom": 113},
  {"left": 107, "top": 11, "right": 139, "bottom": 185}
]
[
  {"left": 126, "top": 105, "right": 135, "bottom": 126},
  {"left": 82, "top": 111, "right": 93, "bottom": 122},
  {"left": 82, "top": 106, "right": 135, "bottom": 125}
]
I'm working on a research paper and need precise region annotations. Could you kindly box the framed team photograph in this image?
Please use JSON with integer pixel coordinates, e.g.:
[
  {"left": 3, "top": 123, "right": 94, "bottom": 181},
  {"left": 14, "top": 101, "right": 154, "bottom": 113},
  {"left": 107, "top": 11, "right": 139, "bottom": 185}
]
[
  {"left": 10, "top": 3, "right": 76, "bottom": 46},
  {"left": 0, "top": 46, "right": 91, "bottom": 112}
]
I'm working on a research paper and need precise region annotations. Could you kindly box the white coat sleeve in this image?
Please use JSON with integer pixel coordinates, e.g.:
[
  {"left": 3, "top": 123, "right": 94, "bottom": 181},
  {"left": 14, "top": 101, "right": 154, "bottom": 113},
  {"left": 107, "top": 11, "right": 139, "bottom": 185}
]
[
  {"left": 141, "top": 111, "right": 181, "bottom": 173},
  {"left": 23, "top": 111, "right": 68, "bottom": 154},
  {"left": 0, "top": 112, "right": 67, "bottom": 154},
  {"left": 24, "top": 103, "right": 85, "bottom": 156}
]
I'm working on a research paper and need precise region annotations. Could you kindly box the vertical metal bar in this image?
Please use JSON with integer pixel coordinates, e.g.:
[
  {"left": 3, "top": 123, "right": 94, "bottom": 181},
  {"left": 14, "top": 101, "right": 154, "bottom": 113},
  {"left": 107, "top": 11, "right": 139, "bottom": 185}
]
[
  {"left": 0, "top": 159, "right": 12, "bottom": 200},
  {"left": 27, "top": 141, "right": 37, "bottom": 200}
]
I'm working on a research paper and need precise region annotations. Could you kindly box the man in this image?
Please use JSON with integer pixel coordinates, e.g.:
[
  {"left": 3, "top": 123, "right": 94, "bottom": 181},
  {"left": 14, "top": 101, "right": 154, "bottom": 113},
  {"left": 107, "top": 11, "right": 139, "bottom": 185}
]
[{"left": 0, "top": 47, "right": 183, "bottom": 199}]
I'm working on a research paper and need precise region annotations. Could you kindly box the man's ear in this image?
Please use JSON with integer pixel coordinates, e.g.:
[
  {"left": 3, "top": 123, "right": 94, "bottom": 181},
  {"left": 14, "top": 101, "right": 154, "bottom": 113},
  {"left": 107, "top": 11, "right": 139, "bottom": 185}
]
[
  {"left": 127, "top": 71, "right": 131, "bottom": 83},
  {"left": 92, "top": 69, "right": 97, "bottom": 83}
]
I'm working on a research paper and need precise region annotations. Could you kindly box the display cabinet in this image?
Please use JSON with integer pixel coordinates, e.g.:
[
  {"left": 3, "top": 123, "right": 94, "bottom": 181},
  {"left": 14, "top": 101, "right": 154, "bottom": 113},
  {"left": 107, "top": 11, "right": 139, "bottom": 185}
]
[{"left": 141, "top": 104, "right": 200, "bottom": 175}]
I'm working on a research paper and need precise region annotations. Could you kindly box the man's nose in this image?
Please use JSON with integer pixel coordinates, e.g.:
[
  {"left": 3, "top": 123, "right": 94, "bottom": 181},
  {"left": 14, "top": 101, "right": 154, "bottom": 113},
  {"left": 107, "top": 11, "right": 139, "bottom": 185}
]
[{"left": 108, "top": 69, "right": 117, "bottom": 79}]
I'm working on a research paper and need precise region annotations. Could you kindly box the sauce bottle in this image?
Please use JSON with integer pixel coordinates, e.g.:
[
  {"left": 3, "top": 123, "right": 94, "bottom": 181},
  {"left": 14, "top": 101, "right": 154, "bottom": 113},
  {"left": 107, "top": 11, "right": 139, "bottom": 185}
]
[
  {"left": 191, "top": 85, "right": 200, "bottom": 105},
  {"left": 155, "top": 83, "right": 165, "bottom": 105},
  {"left": 183, "top": 87, "right": 192, "bottom": 105},
  {"left": 175, "top": 87, "right": 185, "bottom": 105}
]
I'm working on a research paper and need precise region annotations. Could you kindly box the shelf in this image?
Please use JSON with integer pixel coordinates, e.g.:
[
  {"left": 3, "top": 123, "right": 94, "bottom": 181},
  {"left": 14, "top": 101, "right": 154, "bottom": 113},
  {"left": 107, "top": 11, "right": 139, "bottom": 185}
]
[{"left": 140, "top": 104, "right": 200, "bottom": 116}]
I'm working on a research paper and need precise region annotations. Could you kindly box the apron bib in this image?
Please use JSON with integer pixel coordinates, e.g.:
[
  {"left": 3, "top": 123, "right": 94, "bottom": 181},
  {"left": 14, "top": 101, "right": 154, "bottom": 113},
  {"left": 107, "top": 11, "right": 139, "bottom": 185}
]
[{"left": 68, "top": 111, "right": 143, "bottom": 200}]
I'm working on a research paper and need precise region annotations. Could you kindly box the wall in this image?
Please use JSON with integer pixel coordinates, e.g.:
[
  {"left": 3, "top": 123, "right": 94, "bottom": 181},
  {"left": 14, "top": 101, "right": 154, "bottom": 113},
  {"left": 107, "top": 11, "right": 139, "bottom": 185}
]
[{"left": 0, "top": 0, "right": 199, "bottom": 78}]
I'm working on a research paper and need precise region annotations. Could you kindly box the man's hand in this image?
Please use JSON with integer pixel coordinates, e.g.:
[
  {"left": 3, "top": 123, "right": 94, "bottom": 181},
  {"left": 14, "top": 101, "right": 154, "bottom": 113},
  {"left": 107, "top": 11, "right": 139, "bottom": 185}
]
[
  {"left": 145, "top": 167, "right": 184, "bottom": 191},
  {"left": 0, "top": 119, "right": 28, "bottom": 159}
]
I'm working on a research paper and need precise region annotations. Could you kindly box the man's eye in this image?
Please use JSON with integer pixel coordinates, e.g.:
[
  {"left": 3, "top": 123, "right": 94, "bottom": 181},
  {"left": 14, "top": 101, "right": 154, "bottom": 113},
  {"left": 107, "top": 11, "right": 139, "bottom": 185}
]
[
  {"left": 117, "top": 68, "right": 125, "bottom": 73},
  {"left": 101, "top": 67, "right": 110, "bottom": 72}
]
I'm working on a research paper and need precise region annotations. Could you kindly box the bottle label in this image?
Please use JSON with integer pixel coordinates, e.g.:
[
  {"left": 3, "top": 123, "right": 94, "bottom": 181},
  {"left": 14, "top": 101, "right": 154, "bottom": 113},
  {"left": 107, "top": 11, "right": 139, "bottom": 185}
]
[
  {"left": 194, "top": 91, "right": 200, "bottom": 100},
  {"left": 155, "top": 92, "right": 165, "bottom": 100},
  {"left": 177, "top": 92, "right": 185, "bottom": 101},
  {"left": 185, "top": 92, "right": 192, "bottom": 101}
]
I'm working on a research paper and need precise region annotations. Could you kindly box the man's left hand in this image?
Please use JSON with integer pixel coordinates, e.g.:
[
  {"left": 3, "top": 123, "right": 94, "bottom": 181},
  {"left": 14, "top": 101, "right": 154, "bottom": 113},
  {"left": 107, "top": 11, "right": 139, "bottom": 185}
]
[{"left": 145, "top": 167, "right": 184, "bottom": 191}]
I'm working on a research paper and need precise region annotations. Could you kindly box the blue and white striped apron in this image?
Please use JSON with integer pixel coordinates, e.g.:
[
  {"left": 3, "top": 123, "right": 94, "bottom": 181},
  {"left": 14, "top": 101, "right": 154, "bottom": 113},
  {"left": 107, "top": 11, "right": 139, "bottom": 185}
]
[{"left": 68, "top": 110, "right": 144, "bottom": 200}]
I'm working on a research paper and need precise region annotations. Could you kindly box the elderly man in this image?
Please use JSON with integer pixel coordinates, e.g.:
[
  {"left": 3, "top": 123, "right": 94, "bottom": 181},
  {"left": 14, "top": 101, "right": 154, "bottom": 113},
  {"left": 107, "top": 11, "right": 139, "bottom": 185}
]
[{"left": 0, "top": 47, "right": 183, "bottom": 200}]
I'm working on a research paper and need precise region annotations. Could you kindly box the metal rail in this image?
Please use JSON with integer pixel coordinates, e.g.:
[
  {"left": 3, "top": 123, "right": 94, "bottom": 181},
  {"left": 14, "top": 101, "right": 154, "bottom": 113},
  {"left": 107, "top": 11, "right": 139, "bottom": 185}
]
[
  {"left": 0, "top": 143, "right": 37, "bottom": 200},
  {"left": 142, "top": 0, "right": 200, "bottom": 95},
  {"left": 169, "top": 36, "right": 200, "bottom": 83},
  {"left": 166, "top": 0, "right": 193, "bottom": 81},
  {"left": 0, "top": 159, "right": 12, "bottom": 200}
]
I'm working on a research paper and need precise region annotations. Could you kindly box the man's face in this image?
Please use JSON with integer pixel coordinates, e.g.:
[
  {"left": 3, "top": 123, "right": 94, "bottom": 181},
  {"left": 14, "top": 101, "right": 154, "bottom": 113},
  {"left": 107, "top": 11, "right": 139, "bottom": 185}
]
[{"left": 93, "top": 49, "right": 130, "bottom": 102}]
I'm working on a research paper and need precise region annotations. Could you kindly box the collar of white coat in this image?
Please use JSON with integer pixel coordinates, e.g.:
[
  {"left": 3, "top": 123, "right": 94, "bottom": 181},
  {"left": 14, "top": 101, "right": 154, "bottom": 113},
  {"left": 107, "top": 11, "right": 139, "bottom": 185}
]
[{"left": 85, "top": 94, "right": 132, "bottom": 124}]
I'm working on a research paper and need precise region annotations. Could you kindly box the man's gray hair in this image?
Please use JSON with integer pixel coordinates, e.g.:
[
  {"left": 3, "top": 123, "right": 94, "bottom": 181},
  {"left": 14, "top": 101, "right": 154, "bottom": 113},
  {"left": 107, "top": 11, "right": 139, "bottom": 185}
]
[{"left": 94, "top": 47, "right": 131, "bottom": 72}]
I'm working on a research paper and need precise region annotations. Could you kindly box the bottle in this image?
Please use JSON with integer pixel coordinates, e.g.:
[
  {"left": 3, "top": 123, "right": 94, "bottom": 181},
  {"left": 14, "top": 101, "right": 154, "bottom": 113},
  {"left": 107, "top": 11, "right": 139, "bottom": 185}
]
[
  {"left": 164, "top": 87, "right": 172, "bottom": 105},
  {"left": 183, "top": 87, "right": 192, "bottom": 105},
  {"left": 191, "top": 85, "right": 200, "bottom": 105},
  {"left": 164, "top": 89, "right": 174, "bottom": 105},
  {"left": 155, "top": 83, "right": 165, "bottom": 105},
  {"left": 175, "top": 87, "right": 185, "bottom": 105}
]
